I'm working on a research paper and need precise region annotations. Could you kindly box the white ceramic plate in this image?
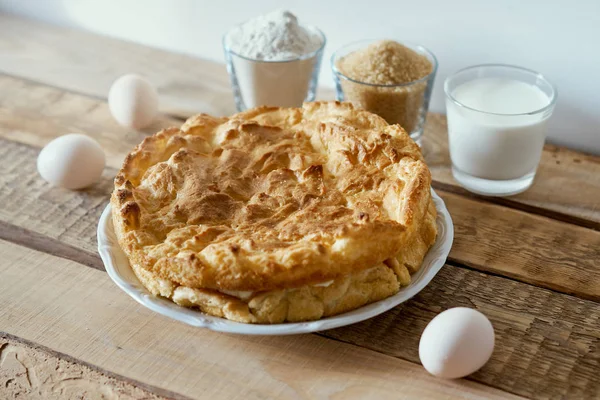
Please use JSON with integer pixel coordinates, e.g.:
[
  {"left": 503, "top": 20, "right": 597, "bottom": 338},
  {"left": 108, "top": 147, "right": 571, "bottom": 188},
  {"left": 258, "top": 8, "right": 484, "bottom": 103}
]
[{"left": 98, "top": 189, "right": 453, "bottom": 335}]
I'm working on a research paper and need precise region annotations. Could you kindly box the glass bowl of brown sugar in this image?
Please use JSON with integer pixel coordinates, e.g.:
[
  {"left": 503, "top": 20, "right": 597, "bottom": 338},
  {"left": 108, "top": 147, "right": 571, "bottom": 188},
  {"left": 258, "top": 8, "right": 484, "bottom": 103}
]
[{"left": 332, "top": 40, "right": 438, "bottom": 144}]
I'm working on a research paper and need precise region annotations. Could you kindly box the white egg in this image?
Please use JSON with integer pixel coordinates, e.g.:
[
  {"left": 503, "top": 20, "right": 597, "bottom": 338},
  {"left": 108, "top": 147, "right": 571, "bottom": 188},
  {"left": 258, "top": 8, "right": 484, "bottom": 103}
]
[
  {"left": 419, "top": 307, "right": 495, "bottom": 379},
  {"left": 37, "top": 134, "right": 106, "bottom": 190},
  {"left": 108, "top": 74, "right": 158, "bottom": 129}
]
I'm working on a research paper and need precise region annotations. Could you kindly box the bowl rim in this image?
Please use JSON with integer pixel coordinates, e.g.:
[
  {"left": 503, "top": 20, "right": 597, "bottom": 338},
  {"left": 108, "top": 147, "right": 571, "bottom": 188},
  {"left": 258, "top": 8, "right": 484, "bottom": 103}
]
[
  {"left": 223, "top": 24, "right": 326, "bottom": 63},
  {"left": 331, "top": 39, "right": 438, "bottom": 88},
  {"left": 443, "top": 63, "right": 558, "bottom": 117}
]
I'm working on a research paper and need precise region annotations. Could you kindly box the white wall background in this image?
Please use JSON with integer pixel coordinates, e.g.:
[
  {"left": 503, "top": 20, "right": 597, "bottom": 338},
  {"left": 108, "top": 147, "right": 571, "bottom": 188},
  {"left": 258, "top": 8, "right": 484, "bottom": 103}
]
[{"left": 1, "top": 0, "right": 599, "bottom": 153}]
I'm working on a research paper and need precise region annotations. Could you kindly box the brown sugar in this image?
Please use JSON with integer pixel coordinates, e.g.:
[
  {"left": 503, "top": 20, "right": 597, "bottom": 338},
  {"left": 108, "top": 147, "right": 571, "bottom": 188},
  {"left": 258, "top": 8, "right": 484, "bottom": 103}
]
[{"left": 336, "top": 40, "right": 434, "bottom": 134}]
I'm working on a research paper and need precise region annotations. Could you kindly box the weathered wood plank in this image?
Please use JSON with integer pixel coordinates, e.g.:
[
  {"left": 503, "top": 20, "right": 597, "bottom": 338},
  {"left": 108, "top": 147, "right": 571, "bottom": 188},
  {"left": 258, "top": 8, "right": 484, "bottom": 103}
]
[
  {"left": 0, "top": 240, "right": 518, "bottom": 400},
  {"left": 0, "top": 138, "right": 112, "bottom": 256},
  {"left": 2, "top": 11, "right": 599, "bottom": 400},
  {"left": 1, "top": 137, "right": 600, "bottom": 397},
  {"left": 0, "top": 334, "right": 171, "bottom": 400},
  {"left": 441, "top": 191, "right": 600, "bottom": 301},
  {"left": 322, "top": 262, "right": 600, "bottom": 399},
  {"left": 3, "top": 136, "right": 600, "bottom": 304},
  {"left": 0, "top": 13, "right": 236, "bottom": 118},
  {"left": 4, "top": 234, "right": 600, "bottom": 398},
  {"left": 1, "top": 62, "right": 600, "bottom": 228},
  {"left": 0, "top": 75, "right": 176, "bottom": 169}
]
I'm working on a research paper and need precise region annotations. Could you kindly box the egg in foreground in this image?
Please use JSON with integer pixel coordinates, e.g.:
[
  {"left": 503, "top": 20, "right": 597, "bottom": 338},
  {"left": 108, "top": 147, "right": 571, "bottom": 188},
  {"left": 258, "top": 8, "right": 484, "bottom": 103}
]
[{"left": 419, "top": 307, "right": 495, "bottom": 379}]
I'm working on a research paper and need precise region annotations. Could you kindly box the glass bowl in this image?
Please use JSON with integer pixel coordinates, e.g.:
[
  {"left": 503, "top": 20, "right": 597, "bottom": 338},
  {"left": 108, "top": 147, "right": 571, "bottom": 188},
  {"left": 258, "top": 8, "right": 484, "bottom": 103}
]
[
  {"left": 332, "top": 40, "right": 437, "bottom": 143},
  {"left": 223, "top": 25, "right": 326, "bottom": 111}
]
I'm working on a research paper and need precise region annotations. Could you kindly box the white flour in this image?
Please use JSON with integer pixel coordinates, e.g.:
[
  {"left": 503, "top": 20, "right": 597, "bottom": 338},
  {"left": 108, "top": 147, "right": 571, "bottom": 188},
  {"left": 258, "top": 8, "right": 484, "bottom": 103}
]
[
  {"left": 225, "top": 10, "right": 324, "bottom": 109},
  {"left": 228, "top": 10, "right": 322, "bottom": 61}
]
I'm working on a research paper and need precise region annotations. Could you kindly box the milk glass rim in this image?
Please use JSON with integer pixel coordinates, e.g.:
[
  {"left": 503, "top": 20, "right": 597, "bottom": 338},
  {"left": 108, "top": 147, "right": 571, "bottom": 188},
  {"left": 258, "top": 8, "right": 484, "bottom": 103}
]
[
  {"left": 331, "top": 39, "right": 438, "bottom": 88},
  {"left": 223, "top": 24, "right": 326, "bottom": 63},
  {"left": 444, "top": 63, "right": 558, "bottom": 117}
]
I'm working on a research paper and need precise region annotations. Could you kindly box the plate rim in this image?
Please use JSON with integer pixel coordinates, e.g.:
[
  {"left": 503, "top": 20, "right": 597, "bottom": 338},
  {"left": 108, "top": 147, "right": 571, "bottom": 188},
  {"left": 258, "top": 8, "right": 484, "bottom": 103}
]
[{"left": 97, "top": 189, "right": 453, "bottom": 335}]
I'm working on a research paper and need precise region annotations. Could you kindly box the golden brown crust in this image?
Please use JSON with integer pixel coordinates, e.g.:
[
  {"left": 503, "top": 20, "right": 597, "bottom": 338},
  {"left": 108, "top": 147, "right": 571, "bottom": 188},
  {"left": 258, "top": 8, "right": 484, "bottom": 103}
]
[
  {"left": 111, "top": 101, "right": 437, "bottom": 322},
  {"left": 132, "top": 259, "right": 401, "bottom": 324}
]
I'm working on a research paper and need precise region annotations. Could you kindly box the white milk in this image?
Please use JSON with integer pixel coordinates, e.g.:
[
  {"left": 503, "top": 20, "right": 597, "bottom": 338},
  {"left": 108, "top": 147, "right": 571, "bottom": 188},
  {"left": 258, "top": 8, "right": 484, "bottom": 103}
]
[{"left": 446, "top": 78, "right": 551, "bottom": 181}]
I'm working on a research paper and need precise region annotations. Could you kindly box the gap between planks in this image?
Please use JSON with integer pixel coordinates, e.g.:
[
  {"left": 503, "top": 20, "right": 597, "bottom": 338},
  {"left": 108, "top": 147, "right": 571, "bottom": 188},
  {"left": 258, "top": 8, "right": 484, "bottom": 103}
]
[
  {"left": 0, "top": 219, "right": 104, "bottom": 271},
  {"left": 1, "top": 238, "right": 523, "bottom": 400},
  {"left": 6, "top": 234, "right": 600, "bottom": 398},
  {"left": 3, "top": 131, "right": 600, "bottom": 303},
  {"left": 0, "top": 72, "right": 595, "bottom": 233},
  {"left": 2, "top": 210, "right": 598, "bottom": 305},
  {"left": 433, "top": 180, "right": 600, "bottom": 232},
  {"left": 0, "top": 69, "right": 600, "bottom": 230}
]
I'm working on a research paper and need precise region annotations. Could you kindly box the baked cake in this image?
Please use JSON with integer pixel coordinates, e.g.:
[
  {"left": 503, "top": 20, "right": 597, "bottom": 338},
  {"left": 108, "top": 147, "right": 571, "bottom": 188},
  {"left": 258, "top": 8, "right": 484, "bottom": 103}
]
[{"left": 111, "top": 102, "right": 437, "bottom": 323}]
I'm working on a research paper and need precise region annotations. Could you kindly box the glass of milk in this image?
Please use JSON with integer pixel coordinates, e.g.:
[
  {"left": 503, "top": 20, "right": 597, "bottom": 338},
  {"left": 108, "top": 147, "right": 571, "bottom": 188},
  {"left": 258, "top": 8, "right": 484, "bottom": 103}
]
[{"left": 444, "top": 64, "right": 557, "bottom": 196}]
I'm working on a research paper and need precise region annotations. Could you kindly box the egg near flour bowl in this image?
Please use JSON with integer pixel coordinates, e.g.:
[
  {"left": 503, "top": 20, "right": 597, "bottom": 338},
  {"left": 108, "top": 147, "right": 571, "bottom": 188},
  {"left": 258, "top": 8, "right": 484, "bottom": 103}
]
[
  {"left": 108, "top": 74, "right": 159, "bottom": 129},
  {"left": 37, "top": 134, "right": 106, "bottom": 190},
  {"left": 419, "top": 307, "right": 495, "bottom": 379}
]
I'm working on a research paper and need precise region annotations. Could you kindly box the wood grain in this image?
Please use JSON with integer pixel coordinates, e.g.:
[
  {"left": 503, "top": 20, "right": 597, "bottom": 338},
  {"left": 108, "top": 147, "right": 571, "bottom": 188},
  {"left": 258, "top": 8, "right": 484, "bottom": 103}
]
[
  {"left": 3, "top": 136, "right": 600, "bottom": 303},
  {"left": 1, "top": 49, "right": 599, "bottom": 228},
  {"left": 0, "top": 219, "right": 103, "bottom": 271},
  {"left": 0, "top": 74, "right": 177, "bottom": 170},
  {"left": 0, "top": 13, "right": 236, "bottom": 118},
  {"left": 322, "top": 262, "right": 600, "bottom": 399},
  {"left": 0, "top": 139, "right": 599, "bottom": 397},
  {"left": 441, "top": 191, "right": 600, "bottom": 301},
  {"left": 0, "top": 239, "right": 520, "bottom": 400},
  {"left": 0, "top": 334, "right": 170, "bottom": 400},
  {"left": 0, "top": 137, "right": 113, "bottom": 255},
  {"left": 4, "top": 234, "right": 600, "bottom": 398},
  {"left": 0, "top": 18, "right": 599, "bottom": 397}
]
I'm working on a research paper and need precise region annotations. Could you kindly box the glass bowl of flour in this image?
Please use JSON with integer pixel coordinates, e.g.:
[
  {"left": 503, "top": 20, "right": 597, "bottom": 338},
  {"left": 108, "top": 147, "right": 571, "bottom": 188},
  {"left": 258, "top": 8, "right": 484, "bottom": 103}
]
[{"left": 223, "top": 10, "right": 326, "bottom": 111}]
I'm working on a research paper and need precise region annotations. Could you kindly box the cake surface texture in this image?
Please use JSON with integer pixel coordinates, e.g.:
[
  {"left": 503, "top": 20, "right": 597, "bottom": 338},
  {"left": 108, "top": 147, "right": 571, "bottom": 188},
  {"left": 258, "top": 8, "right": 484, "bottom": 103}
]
[{"left": 111, "top": 101, "right": 437, "bottom": 323}]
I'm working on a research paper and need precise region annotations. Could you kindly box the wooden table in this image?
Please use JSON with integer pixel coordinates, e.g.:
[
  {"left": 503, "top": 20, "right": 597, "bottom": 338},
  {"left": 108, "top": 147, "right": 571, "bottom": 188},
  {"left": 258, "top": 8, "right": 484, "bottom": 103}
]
[{"left": 1, "top": 13, "right": 600, "bottom": 400}]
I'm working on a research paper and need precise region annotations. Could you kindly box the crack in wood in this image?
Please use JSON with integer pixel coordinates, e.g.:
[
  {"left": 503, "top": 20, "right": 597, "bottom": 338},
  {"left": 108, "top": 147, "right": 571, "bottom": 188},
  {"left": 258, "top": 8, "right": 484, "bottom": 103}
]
[
  {"left": 0, "top": 220, "right": 104, "bottom": 271},
  {"left": 0, "top": 332, "right": 191, "bottom": 400}
]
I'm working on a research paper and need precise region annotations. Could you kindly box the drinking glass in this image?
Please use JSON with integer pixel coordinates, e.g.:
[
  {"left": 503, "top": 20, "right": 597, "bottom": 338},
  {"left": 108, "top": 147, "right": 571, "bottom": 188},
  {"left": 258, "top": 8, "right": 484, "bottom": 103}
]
[{"left": 444, "top": 64, "right": 557, "bottom": 196}]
